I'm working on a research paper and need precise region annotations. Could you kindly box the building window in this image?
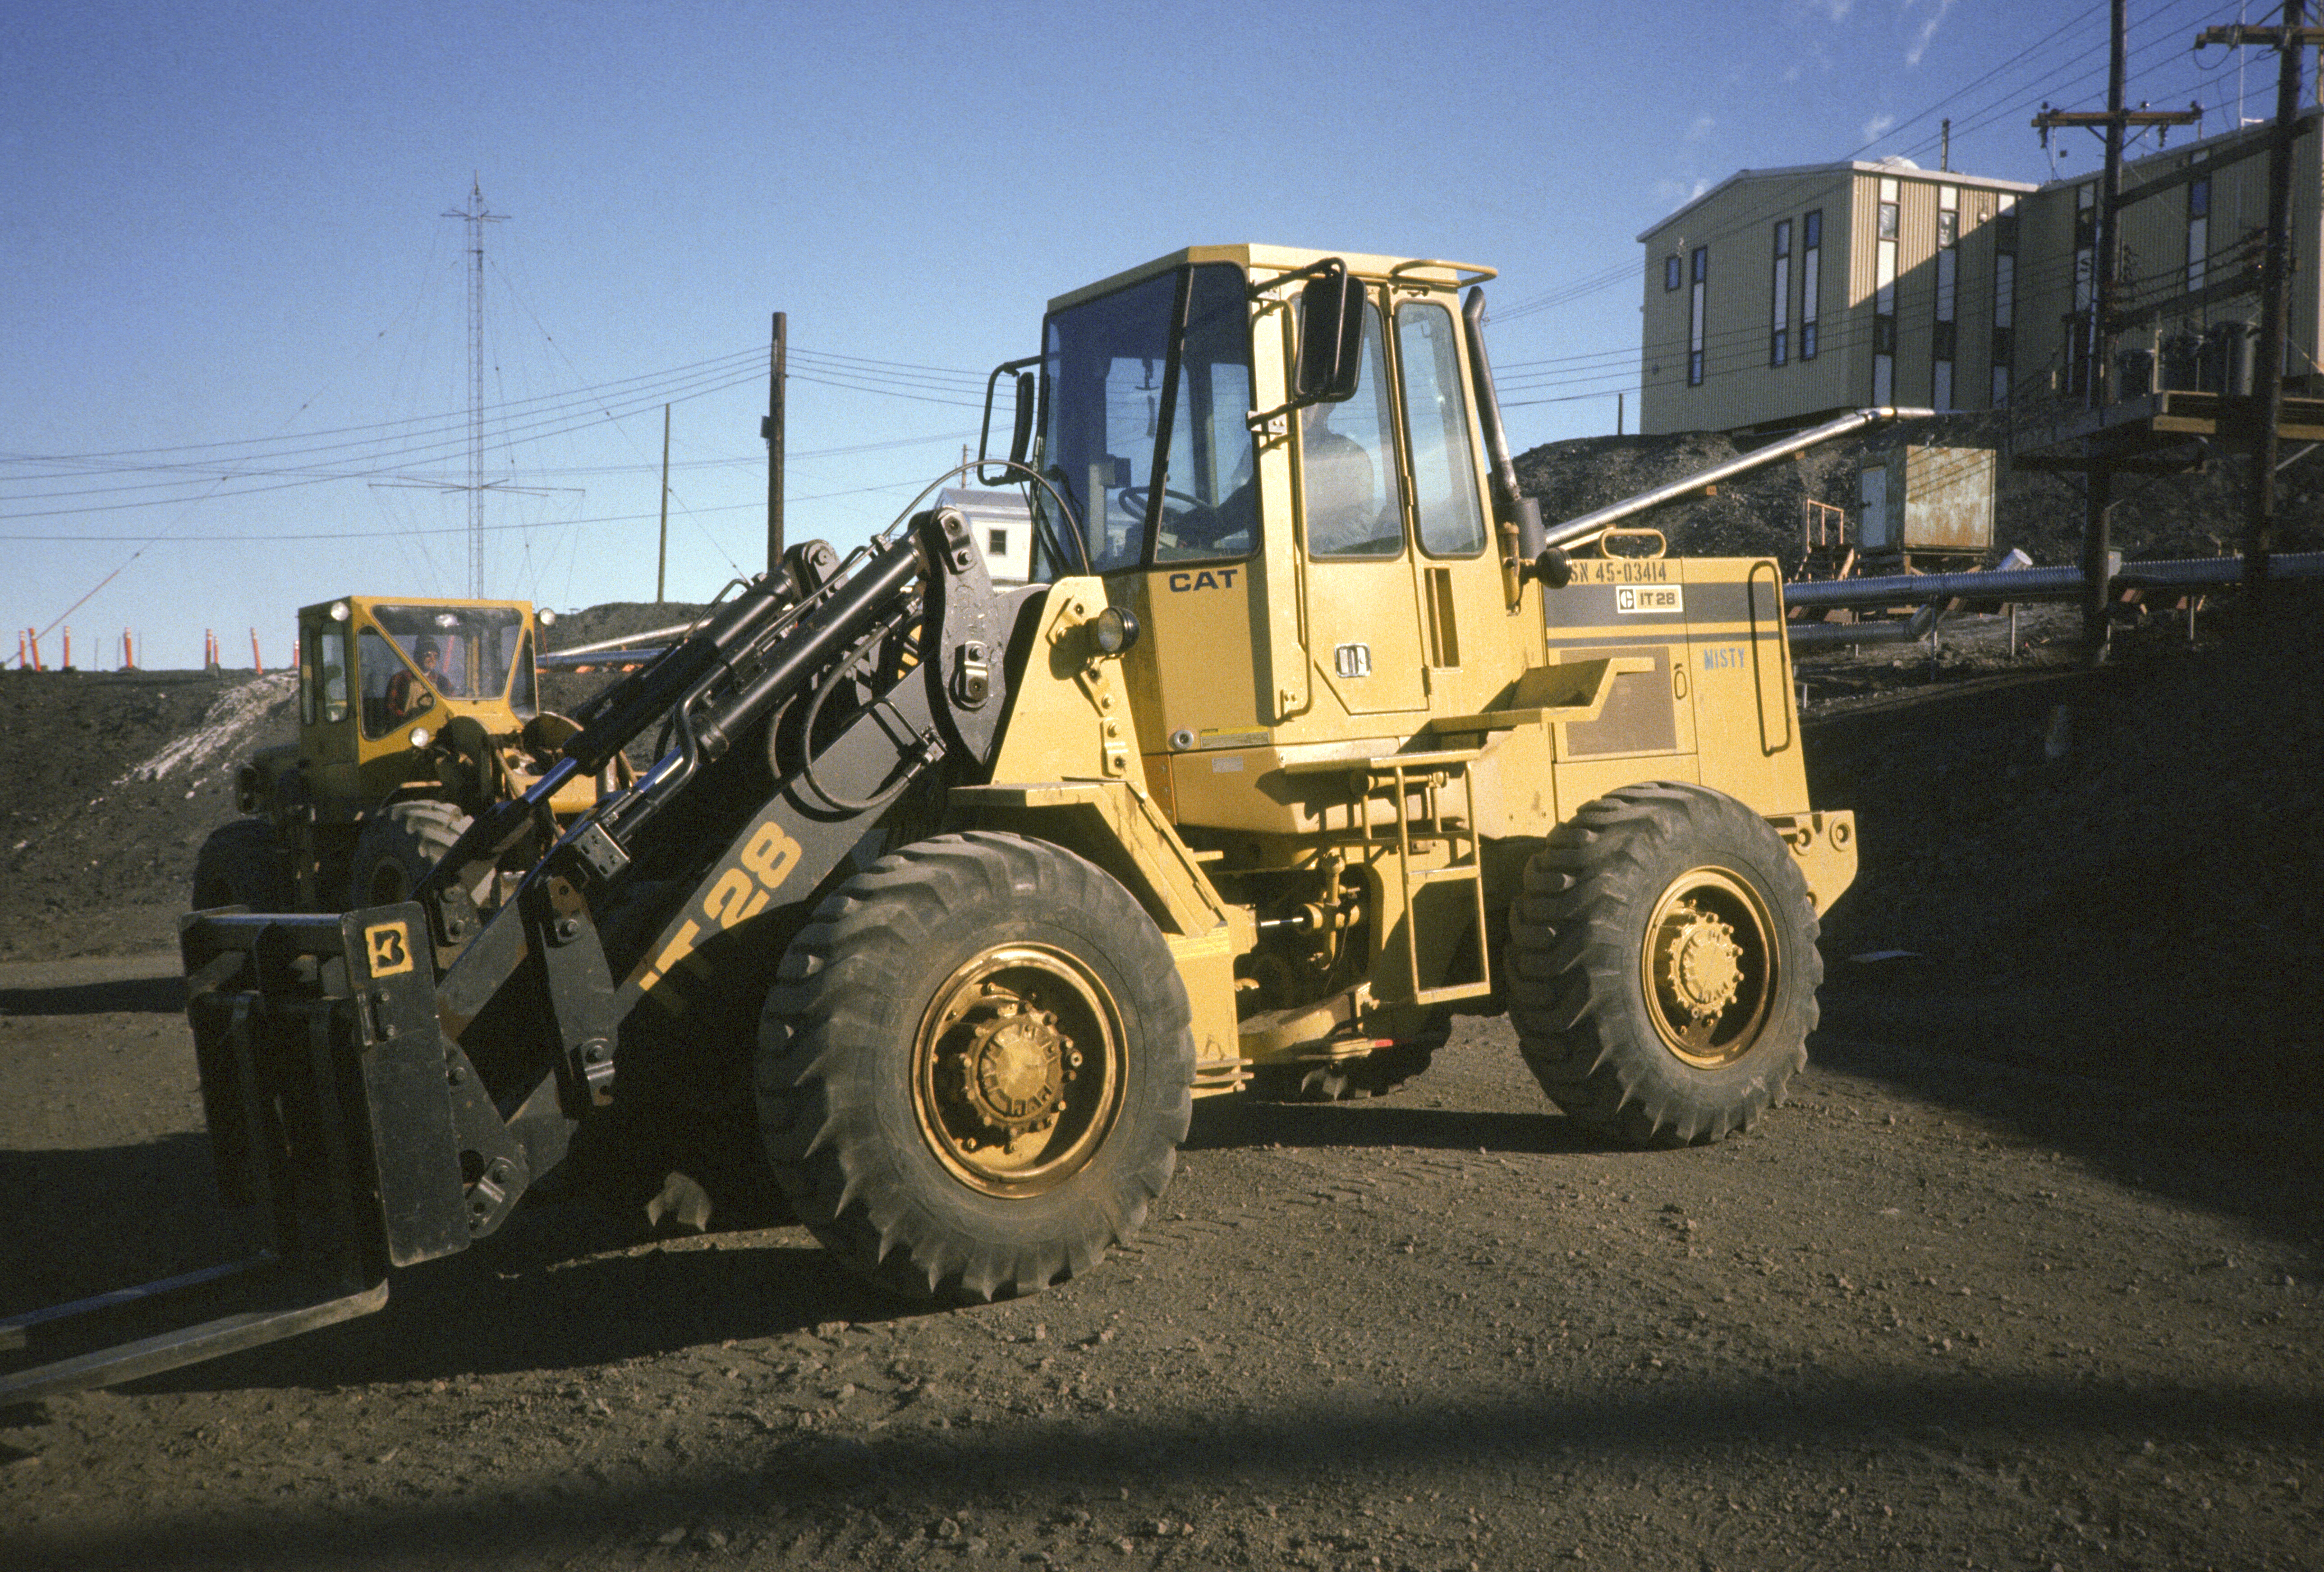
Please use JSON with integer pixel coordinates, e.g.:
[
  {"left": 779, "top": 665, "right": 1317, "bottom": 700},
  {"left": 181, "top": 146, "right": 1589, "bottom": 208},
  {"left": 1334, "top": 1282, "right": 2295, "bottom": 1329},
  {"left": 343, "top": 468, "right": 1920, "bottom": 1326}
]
[
  {"left": 1770, "top": 219, "right": 1791, "bottom": 367},
  {"left": 1689, "top": 247, "right": 1707, "bottom": 386},
  {"left": 1933, "top": 185, "right": 1958, "bottom": 410},
  {"left": 1992, "top": 194, "right": 2017, "bottom": 406},
  {"left": 1664, "top": 254, "right": 1682, "bottom": 291},
  {"left": 1801, "top": 209, "right": 1821, "bottom": 360},
  {"left": 1874, "top": 177, "right": 1899, "bottom": 404},
  {"left": 2187, "top": 176, "right": 2210, "bottom": 292}
]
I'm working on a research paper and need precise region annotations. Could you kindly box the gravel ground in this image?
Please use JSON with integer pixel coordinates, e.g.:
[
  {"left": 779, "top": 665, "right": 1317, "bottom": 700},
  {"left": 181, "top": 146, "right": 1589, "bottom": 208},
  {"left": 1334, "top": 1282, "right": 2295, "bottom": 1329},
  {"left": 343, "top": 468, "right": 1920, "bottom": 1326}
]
[
  {"left": 1, "top": 581, "right": 2319, "bottom": 1571},
  {"left": 4, "top": 974, "right": 2317, "bottom": 1572}
]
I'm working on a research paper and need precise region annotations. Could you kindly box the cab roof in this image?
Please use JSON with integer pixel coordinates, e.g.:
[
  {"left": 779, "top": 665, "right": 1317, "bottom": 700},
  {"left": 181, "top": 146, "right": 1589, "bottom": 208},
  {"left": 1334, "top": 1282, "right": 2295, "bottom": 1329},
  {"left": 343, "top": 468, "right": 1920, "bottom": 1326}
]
[
  {"left": 299, "top": 595, "right": 537, "bottom": 619},
  {"left": 1044, "top": 245, "right": 1497, "bottom": 315}
]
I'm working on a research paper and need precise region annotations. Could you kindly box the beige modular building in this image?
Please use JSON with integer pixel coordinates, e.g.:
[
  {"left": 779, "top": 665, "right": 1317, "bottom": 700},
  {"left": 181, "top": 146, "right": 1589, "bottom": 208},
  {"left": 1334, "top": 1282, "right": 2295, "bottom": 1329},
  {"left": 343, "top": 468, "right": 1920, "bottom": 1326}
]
[
  {"left": 1638, "top": 160, "right": 2037, "bottom": 435},
  {"left": 1637, "top": 117, "right": 2324, "bottom": 436}
]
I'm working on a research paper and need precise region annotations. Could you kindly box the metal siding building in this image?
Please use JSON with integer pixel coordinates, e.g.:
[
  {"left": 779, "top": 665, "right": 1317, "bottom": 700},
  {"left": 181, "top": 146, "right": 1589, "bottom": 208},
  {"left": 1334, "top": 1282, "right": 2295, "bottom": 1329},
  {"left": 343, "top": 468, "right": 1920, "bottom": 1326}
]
[
  {"left": 1639, "top": 161, "right": 2036, "bottom": 435},
  {"left": 1641, "top": 116, "right": 2324, "bottom": 435},
  {"left": 2014, "top": 110, "right": 2324, "bottom": 402}
]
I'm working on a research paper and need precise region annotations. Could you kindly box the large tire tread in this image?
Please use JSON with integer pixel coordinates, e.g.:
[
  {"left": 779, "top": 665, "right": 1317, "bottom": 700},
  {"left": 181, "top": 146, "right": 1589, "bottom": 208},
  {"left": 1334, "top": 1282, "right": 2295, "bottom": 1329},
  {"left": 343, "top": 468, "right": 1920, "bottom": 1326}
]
[
  {"left": 758, "top": 832, "right": 1193, "bottom": 1305},
  {"left": 349, "top": 799, "right": 469, "bottom": 909},
  {"left": 1507, "top": 782, "right": 1820, "bottom": 1149},
  {"left": 191, "top": 818, "right": 292, "bottom": 911}
]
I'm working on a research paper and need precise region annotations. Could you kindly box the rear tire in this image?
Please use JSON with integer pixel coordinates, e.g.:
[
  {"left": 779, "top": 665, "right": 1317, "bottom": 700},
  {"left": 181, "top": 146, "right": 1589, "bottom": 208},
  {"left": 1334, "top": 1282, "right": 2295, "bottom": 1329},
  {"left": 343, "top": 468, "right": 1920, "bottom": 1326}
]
[
  {"left": 1506, "top": 782, "right": 1819, "bottom": 1149},
  {"left": 757, "top": 832, "right": 1194, "bottom": 1304},
  {"left": 349, "top": 799, "right": 469, "bottom": 908},
  {"left": 191, "top": 818, "right": 292, "bottom": 910}
]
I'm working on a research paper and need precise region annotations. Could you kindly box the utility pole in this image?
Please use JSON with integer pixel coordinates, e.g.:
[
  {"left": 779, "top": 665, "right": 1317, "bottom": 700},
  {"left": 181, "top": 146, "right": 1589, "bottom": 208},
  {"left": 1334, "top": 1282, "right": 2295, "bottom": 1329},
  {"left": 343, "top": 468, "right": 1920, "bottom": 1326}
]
[
  {"left": 764, "top": 313, "right": 787, "bottom": 574},
  {"left": 2033, "top": 2, "right": 2202, "bottom": 661},
  {"left": 443, "top": 179, "right": 507, "bottom": 599},
  {"left": 2199, "top": 3, "right": 2320, "bottom": 591},
  {"left": 656, "top": 404, "right": 671, "bottom": 603}
]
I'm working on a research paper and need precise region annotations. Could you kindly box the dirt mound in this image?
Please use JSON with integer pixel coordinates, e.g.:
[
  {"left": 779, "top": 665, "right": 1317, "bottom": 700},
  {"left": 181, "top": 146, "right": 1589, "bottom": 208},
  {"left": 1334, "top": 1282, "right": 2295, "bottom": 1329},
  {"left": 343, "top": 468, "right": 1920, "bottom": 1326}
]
[
  {"left": 0, "top": 671, "right": 295, "bottom": 961},
  {"left": 0, "top": 598, "right": 711, "bottom": 961},
  {"left": 1514, "top": 411, "right": 2324, "bottom": 570},
  {"left": 543, "top": 600, "right": 709, "bottom": 657}
]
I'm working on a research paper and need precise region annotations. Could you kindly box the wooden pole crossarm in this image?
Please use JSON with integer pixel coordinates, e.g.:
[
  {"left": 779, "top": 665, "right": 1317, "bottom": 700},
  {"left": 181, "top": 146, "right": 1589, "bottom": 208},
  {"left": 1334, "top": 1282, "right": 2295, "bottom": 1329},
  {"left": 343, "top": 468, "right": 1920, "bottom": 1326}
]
[
  {"left": 2030, "top": 109, "right": 2203, "bottom": 128},
  {"left": 2196, "top": 24, "right": 2324, "bottom": 47}
]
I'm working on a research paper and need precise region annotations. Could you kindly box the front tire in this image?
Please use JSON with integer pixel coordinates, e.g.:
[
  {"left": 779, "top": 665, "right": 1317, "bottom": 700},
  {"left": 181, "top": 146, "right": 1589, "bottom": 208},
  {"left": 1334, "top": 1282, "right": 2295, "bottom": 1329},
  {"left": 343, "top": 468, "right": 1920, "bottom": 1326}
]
[
  {"left": 191, "top": 818, "right": 292, "bottom": 910},
  {"left": 349, "top": 799, "right": 469, "bottom": 908},
  {"left": 1507, "top": 782, "right": 1820, "bottom": 1149},
  {"left": 757, "top": 832, "right": 1194, "bottom": 1304}
]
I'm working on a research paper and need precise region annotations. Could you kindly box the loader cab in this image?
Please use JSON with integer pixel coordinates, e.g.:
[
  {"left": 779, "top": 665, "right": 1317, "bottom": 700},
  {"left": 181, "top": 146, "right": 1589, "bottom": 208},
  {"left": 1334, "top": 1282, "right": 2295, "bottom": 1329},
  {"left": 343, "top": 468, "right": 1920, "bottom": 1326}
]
[
  {"left": 1029, "top": 245, "right": 1522, "bottom": 830},
  {"left": 295, "top": 596, "right": 543, "bottom": 819}
]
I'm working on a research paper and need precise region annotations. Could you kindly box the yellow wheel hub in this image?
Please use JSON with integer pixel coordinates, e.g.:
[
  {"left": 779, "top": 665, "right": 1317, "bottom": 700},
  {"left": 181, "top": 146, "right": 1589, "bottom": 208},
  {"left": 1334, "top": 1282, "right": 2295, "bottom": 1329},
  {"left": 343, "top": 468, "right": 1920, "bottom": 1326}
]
[
  {"left": 913, "top": 945, "right": 1123, "bottom": 1197},
  {"left": 1640, "top": 867, "right": 1777, "bottom": 1068}
]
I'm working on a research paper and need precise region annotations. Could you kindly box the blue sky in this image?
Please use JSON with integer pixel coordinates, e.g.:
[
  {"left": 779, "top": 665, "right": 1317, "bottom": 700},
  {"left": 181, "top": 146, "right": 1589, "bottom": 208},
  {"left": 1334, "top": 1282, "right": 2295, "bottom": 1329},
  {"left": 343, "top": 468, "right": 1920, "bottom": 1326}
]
[{"left": 0, "top": 0, "right": 2272, "bottom": 668}]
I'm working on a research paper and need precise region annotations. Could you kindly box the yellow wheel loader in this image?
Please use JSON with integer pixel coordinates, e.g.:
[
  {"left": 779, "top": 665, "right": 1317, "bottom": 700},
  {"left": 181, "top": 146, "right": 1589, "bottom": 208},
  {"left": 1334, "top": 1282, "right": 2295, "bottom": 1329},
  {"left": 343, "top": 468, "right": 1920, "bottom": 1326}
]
[
  {"left": 191, "top": 596, "right": 620, "bottom": 936},
  {"left": 5, "top": 246, "right": 1883, "bottom": 1399}
]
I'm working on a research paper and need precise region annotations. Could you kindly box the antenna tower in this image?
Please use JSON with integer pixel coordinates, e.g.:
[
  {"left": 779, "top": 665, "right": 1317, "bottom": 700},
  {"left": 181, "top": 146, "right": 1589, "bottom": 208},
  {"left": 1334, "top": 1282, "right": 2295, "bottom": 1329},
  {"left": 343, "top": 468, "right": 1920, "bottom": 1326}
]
[{"left": 444, "top": 179, "right": 507, "bottom": 598}]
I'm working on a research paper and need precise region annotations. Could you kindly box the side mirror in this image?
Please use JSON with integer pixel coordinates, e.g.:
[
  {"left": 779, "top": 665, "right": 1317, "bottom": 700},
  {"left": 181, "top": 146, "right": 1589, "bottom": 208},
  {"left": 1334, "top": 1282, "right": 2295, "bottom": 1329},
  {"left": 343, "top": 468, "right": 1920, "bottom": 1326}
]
[
  {"left": 978, "top": 355, "right": 1042, "bottom": 484},
  {"left": 1009, "top": 371, "right": 1036, "bottom": 467},
  {"left": 1293, "top": 260, "right": 1364, "bottom": 404}
]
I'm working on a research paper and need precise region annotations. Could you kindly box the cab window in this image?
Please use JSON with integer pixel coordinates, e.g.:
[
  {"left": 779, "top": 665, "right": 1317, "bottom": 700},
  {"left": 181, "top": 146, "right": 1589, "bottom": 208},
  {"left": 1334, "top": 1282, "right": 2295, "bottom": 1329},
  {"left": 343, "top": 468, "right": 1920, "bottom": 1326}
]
[
  {"left": 1395, "top": 302, "right": 1488, "bottom": 557},
  {"left": 303, "top": 626, "right": 349, "bottom": 725},
  {"left": 1151, "top": 268, "right": 1257, "bottom": 564},
  {"left": 360, "top": 629, "right": 434, "bottom": 739},
  {"left": 1037, "top": 263, "right": 1255, "bottom": 573},
  {"left": 510, "top": 630, "right": 538, "bottom": 721},
  {"left": 1302, "top": 301, "right": 1405, "bottom": 558}
]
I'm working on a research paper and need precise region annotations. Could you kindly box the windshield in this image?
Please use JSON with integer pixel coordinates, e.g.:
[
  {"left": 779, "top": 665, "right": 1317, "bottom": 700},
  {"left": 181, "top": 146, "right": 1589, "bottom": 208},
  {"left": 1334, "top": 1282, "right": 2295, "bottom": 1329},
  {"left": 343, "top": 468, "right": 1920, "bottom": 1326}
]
[
  {"left": 367, "top": 604, "right": 527, "bottom": 702},
  {"left": 1037, "top": 262, "right": 1254, "bottom": 572}
]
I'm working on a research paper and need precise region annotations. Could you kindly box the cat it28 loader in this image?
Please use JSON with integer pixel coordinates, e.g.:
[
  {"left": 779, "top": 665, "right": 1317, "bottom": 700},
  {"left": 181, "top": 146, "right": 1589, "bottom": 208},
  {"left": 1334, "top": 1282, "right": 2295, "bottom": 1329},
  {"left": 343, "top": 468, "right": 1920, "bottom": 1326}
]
[{"left": 1, "top": 245, "right": 1894, "bottom": 1402}]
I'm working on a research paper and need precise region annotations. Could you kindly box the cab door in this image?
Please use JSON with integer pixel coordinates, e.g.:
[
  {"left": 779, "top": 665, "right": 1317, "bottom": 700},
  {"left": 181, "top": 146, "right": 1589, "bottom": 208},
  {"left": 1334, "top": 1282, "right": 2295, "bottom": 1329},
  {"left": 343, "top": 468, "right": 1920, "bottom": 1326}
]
[{"left": 1300, "top": 298, "right": 1427, "bottom": 717}]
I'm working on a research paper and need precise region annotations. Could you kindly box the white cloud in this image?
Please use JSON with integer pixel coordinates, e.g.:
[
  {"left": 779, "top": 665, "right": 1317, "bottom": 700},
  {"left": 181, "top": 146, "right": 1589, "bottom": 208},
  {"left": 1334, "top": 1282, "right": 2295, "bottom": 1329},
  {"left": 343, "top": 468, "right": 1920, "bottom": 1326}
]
[
  {"left": 1686, "top": 114, "right": 1716, "bottom": 143},
  {"left": 1863, "top": 111, "right": 1897, "bottom": 142},
  {"left": 1905, "top": 0, "right": 1956, "bottom": 66}
]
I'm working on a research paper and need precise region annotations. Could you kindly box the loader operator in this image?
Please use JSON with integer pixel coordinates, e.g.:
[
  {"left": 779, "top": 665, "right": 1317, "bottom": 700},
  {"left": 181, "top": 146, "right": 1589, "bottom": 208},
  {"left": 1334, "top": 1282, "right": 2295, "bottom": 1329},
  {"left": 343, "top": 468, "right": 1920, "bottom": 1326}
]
[
  {"left": 1300, "top": 401, "right": 1378, "bottom": 555},
  {"left": 385, "top": 638, "right": 440, "bottom": 722}
]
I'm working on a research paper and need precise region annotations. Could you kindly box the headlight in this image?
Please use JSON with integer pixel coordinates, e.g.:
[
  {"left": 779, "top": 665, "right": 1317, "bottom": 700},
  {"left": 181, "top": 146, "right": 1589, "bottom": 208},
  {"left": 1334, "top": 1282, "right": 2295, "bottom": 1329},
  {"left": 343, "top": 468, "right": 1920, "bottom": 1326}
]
[
  {"left": 409, "top": 726, "right": 432, "bottom": 749},
  {"left": 329, "top": 601, "right": 350, "bottom": 622},
  {"left": 537, "top": 608, "right": 556, "bottom": 626},
  {"left": 1091, "top": 605, "right": 1140, "bottom": 655}
]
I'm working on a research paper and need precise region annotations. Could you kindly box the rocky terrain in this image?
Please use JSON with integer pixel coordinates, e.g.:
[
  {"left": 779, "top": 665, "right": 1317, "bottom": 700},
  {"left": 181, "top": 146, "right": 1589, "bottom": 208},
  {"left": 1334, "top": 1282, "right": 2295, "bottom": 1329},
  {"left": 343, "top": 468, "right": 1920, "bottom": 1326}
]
[
  {"left": 0, "top": 441, "right": 2317, "bottom": 1570},
  {"left": 1514, "top": 408, "right": 2324, "bottom": 571}
]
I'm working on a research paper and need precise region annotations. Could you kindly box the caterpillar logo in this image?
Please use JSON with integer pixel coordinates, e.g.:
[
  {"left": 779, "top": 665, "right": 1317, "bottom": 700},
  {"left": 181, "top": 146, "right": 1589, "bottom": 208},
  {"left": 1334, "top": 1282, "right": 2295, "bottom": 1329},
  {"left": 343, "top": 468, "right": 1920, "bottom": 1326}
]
[
  {"left": 1616, "top": 584, "right": 1684, "bottom": 614},
  {"left": 635, "top": 818, "right": 805, "bottom": 999},
  {"left": 1166, "top": 567, "right": 1240, "bottom": 592}
]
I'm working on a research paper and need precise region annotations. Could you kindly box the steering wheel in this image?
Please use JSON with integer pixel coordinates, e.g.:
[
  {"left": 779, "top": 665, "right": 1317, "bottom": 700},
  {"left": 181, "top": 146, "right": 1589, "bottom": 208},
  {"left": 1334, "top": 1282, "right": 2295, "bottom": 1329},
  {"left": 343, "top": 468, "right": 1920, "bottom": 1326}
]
[
  {"left": 1117, "top": 485, "right": 1208, "bottom": 523},
  {"left": 1119, "top": 485, "right": 1234, "bottom": 547}
]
